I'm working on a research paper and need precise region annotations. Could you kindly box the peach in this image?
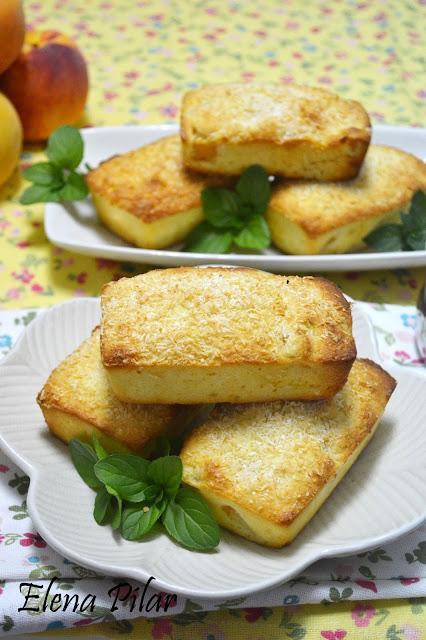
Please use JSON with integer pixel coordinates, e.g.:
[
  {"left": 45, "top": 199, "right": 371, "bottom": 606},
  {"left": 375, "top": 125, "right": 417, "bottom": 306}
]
[
  {"left": 0, "top": 92, "right": 22, "bottom": 186},
  {"left": 0, "top": 30, "right": 89, "bottom": 142},
  {"left": 0, "top": 0, "right": 25, "bottom": 75}
]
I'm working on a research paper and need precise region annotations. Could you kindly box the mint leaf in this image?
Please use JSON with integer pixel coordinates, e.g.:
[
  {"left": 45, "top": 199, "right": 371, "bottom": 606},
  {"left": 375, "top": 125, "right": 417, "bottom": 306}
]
[
  {"left": 162, "top": 487, "right": 220, "bottom": 551},
  {"left": 22, "top": 162, "right": 63, "bottom": 188},
  {"left": 364, "top": 224, "right": 404, "bottom": 252},
  {"left": 185, "top": 223, "right": 233, "bottom": 253},
  {"left": 112, "top": 496, "right": 123, "bottom": 530},
  {"left": 94, "top": 454, "right": 151, "bottom": 502},
  {"left": 234, "top": 215, "right": 270, "bottom": 249},
  {"left": 405, "top": 227, "right": 426, "bottom": 251},
  {"left": 202, "top": 188, "right": 243, "bottom": 230},
  {"left": 92, "top": 432, "right": 107, "bottom": 460},
  {"left": 58, "top": 171, "right": 88, "bottom": 201},
  {"left": 408, "top": 190, "right": 426, "bottom": 227},
  {"left": 94, "top": 486, "right": 115, "bottom": 525},
  {"left": 236, "top": 165, "right": 271, "bottom": 215},
  {"left": 69, "top": 439, "right": 101, "bottom": 490},
  {"left": 20, "top": 184, "right": 62, "bottom": 205},
  {"left": 47, "top": 125, "right": 84, "bottom": 170},
  {"left": 121, "top": 501, "right": 166, "bottom": 541},
  {"left": 148, "top": 456, "right": 182, "bottom": 499}
]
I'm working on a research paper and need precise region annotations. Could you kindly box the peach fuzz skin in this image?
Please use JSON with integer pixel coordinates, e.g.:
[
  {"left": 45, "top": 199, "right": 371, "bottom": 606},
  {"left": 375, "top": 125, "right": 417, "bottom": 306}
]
[
  {"left": 0, "top": 30, "right": 89, "bottom": 142},
  {"left": 0, "top": 0, "right": 25, "bottom": 74}
]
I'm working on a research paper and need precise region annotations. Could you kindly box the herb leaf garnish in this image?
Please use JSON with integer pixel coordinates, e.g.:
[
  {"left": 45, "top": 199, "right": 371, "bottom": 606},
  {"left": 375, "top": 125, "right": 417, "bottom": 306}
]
[
  {"left": 162, "top": 487, "right": 220, "bottom": 551},
  {"left": 93, "top": 486, "right": 115, "bottom": 525},
  {"left": 185, "top": 164, "right": 272, "bottom": 253},
  {"left": 94, "top": 454, "right": 151, "bottom": 502},
  {"left": 20, "top": 125, "right": 88, "bottom": 205},
  {"left": 364, "top": 190, "right": 426, "bottom": 252},
  {"left": 69, "top": 440, "right": 101, "bottom": 490},
  {"left": 69, "top": 438, "right": 220, "bottom": 551},
  {"left": 122, "top": 501, "right": 166, "bottom": 541}
]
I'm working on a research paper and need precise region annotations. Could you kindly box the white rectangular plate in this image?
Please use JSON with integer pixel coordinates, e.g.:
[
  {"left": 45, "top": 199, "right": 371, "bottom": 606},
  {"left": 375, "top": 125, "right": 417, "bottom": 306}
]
[
  {"left": 0, "top": 297, "right": 425, "bottom": 598},
  {"left": 44, "top": 124, "right": 426, "bottom": 272}
]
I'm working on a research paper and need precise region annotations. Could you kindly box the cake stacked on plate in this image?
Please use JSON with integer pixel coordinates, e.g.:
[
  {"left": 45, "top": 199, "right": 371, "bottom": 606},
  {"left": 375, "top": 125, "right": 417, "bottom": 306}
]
[
  {"left": 38, "top": 267, "right": 396, "bottom": 547},
  {"left": 86, "top": 83, "right": 426, "bottom": 254}
]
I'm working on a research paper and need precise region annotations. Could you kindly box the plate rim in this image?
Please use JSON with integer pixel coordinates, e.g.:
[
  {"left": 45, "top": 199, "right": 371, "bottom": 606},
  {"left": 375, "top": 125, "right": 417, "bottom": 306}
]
[
  {"left": 44, "top": 123, "right": 426, "bottom": 272},
  {"left": 1, "top": 297, "right": 426, "bottom": 599}
]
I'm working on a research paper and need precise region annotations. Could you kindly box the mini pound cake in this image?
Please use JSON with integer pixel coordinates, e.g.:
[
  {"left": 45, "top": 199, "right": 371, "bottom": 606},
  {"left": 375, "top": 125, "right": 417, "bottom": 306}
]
[
  {"left": 266, "top": 145, "right": 426, "bottom": 255},
  {"left": 86, "top": 135, "right": 230, "bottom": 249},
  {"left": 37, "top": 327, "right": 194, "bottom": 453},
  {"left": 100, "top": 267, "right": 356, "bottom": 404},
  {"left": 181, "top": 83, "right": 371, "bottom": 180},
  {"left": 181, "top": 359, "right": 396, "bottom": 547}
]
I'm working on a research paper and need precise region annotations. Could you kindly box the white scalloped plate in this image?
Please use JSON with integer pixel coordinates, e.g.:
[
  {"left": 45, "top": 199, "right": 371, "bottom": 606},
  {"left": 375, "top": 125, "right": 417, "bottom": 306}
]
[
  {"left": 44, "top": 124, "right": 426, "bottom": 272},
  {"left": 0, "top": 298, "right": 425, "bottom": 599}
]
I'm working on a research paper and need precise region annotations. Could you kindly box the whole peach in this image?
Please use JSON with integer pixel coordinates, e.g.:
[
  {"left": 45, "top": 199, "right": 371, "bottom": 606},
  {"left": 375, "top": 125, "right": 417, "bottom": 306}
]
[
  {"left": 0, "top": 30, "right": 89, "bottom": 142},
  {"left": 0, "top": 0, "right": 25, "bottom": 74},
  {"left": 0, "top": 92, "right": 22, "bottom": 186}
]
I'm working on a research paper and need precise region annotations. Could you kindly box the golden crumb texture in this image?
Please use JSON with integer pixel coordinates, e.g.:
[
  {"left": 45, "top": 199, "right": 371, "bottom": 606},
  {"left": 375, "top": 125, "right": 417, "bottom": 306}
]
[
  {"left": 86, "top": 135, "right": 233, "bottom": 249},
  {"left": 100, "top": 267, "right": 356, "bottom": 404},
  {"left": 36, "top": 327, "right": 191, "bottom": 451},
  {"left": 267, "top": 145, "right": 426, "bottom": 255},
  {"left": 181, "top": 82, "right": 371, "bottom": 180},
  {"left": 86, "top": 134, "right": 229, "bottom": 223},
  {"left": 181, "top": 359, "right": 396, "bottom": 547}
]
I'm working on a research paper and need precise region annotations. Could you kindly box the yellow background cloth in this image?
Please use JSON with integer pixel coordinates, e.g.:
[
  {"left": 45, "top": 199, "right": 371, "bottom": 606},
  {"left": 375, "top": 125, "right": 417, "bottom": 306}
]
[{"left": 0, "top": 0, "right": 425, "bottom": 637}]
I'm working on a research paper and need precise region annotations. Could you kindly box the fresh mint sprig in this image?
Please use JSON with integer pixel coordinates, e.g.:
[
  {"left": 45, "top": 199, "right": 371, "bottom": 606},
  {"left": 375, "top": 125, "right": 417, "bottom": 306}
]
[
  {"left": 185, "top": 164, "right": 272, "bottom": 253},
  {"left": 20, "top": 125, "right": 88, "bottom": 205},
  {"left": 68, "top": 434, "right": 220, "bottom": 551},
  {"left": 364, "top": 190, "right": 426, "bottom": 252}
]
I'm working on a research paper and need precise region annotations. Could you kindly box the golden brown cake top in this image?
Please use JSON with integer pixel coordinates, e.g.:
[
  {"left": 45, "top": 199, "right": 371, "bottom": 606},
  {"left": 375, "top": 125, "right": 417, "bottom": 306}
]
[
  {"left": 100, "top": 267, "right": 355, "bottom": 369},
  {"left": 269, "top": 145, "right": 426, "bottom": 236},
  {"left": 181, "top": 82, "right": 371, "bottom": 146},
  {"left": 86, "top": 135, "right": 229, "bottom": 221},
  {"left": 37, "top": 328, "right": 180, "bottom": 447},
  {"left": 181, "top": 359, "right": 396, "bottom": 525}
]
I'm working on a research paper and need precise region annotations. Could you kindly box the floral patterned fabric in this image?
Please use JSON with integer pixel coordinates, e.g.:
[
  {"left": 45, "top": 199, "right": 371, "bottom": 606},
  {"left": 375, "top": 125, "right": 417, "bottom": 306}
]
[
  {"left": 1, "top": 0, "right": 426, "bottom": 636},
  {"left": 0, "top": 0, "right": 425, "bottom": 309},
  {"left": 0, "top": 304, "right": 425, "bottom": 636}
]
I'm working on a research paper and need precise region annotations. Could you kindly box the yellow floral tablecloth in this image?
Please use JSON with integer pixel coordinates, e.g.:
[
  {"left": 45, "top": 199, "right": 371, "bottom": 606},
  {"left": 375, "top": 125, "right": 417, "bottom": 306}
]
[{"left": 0, "top": 0, "right": 425, "bottom": 637}]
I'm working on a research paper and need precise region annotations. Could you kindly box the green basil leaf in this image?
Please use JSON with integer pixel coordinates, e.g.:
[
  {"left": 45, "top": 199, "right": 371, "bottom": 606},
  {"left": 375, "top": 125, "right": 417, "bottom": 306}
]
[
  {"left": 154, "top": 488, "right": 164, "bottom": 504},
  {"left": 19, "top": 184, "right": 62, "bottom": 205},
  {"left": 234, "top": 215, "right": 271, "bottom": 250},
  {"left": 47, "top": 125, "right": 84, "bottom": 170},
  {"left": 162, "top": 487, "right": 220, "bottom": 551},
  {"left": 22, "top": 162, "right": 63, "bottom": 188},
  {"left": 69, "top": 439, "right": 101, "bottom": 490},
  {"left": 93, "top": 486, "right": 115, "bottom": 525},
  {"left": 236, "top": 165, "right": 271, "bottom": 215},
  {"left": 58, "top": 171, "right": 88, "bottom": 201},
  {"left": 363, "top": 224, "right": 404, "bottom": 252},
  {"left": 405, "top": 227, "right": 426, "bottom": 251},
  {"left": 121, "top": 501, "right": 166, "bottom": 540},
  {"left": 124, "top": 483, "right": 159, "bottom": 503},
  {"left": 185, "top": 222, "right": 234, "bottom": 253},
  {"left": 92, "top": 432, "right": 108, "bottom": 460},
  {"left": 105, "top": 484, "right": 119, "bottom": 497},
  {"left": 148, "top": 456, "right": 182, "bottom": 499},
  {"left": 94, "top": 454, "right": 150, "bottom": 501},
  {"left": 112, "top": 496, "right": 123, "bottom": 530},
  {"left": 407, "top": 190, "right": 426, "bottom": 228},
  {"left": 201, "top": 187, "right": 243, "bottom": 229}
]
